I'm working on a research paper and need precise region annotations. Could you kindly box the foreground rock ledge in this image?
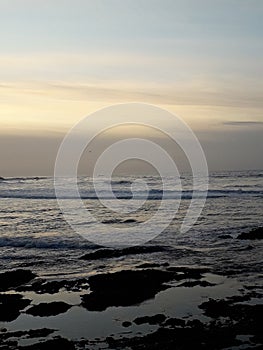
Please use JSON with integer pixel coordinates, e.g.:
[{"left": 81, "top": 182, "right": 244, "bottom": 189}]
[
  {"left": 237, "top": 227, "right": 263, "bottom": 240},
  {"left": 0, "top": 270, "right": 36, "bottom": 292},
  {"left": 81, "top": 267, "right": 206, "bottom": 311}
]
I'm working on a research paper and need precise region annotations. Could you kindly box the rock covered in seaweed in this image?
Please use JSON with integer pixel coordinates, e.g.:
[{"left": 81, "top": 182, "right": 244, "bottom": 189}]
[
  {"left": 0, "top": 269, "right": 36, "bottom": 292},
  {"left": 237, "top": 227, "right": 263, "bottom": 240},
  {"left": 0, "top": 294, "right": 31, "bottom": 322},
  {"left": 81, "top": 266, "right": 207, "bottom": 311},
  {"left": 81, "top": 269, "right": 175, "bottom": 311},
  {"left": 26, "top": 301, "right": 72, "bottom": 317},
  {"left": 80, "top": 245, "right": 167, "bottom": 260}
]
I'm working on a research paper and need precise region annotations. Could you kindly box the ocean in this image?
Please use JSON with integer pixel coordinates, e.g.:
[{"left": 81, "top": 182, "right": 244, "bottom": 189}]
[
  {"left": 0, "top": 169, "right": 262, "bottom": 348},
  {"left": 0, "top": 170, "right": 262, "bottom": 274}
]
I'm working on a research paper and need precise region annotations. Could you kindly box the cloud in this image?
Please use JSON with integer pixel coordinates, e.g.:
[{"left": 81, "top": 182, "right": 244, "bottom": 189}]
[
  {"left": 1, "top": 80, "right": 263, "bottom": 109},
  {"left": 223, "top": 121, "right": 263, "bottom": 126}
]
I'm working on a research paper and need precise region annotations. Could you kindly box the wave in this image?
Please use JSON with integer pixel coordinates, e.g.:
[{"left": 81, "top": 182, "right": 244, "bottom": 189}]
[
  {"left": 0, "top": 176, "right": 47, "bottom": 183},
  {"left": 80, "top": 245, "right": 168, "bottom": 260},
  {"left": 0, "top": 236, "right": 168, "bottom": 253},
  {"left": 101, "top": 218, "right": 139, "bottom": 224},
  {"left": 0, "top": 236, "right": 96, "bottom": 250},
  {"left": 110, "top": 180, "right": 132, "bottom": 185},
  {"left": 0, "top": 189, "right": 262, "bottom": 200},
  {"left": 210, "top": 171, "right": 263, "bottom": 179}
]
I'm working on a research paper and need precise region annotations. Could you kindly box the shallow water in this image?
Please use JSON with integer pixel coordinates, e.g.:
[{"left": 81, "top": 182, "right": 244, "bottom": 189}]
[{"left": 1, "top": 273, "right": 241, "bottom": 343}]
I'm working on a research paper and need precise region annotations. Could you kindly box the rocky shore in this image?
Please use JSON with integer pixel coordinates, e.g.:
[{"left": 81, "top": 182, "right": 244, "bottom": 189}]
[{"left": 0, "top": 257, "right": 262, "bottom": 349}]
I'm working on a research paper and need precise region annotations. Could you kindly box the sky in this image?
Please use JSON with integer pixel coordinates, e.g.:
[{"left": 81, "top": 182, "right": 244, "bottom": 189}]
[{"left": 0, "top": 0, "right": 263, "bottom": 175}]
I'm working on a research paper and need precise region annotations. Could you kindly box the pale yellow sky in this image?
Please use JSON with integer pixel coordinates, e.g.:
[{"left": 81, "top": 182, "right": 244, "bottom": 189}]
[
  {"left": 1, "top": 77, "right": 263, "bottom": 134},
  {"left": 0, "top": 0, "right": 263, "bottom": 174}
]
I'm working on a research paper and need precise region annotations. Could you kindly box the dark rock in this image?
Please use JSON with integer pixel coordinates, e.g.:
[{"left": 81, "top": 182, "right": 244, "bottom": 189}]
[
  {"left": 17, "top": 278, "right": 88, "bottom": 294},
  {"left": 1, "top": 339, "right": 18, "bottom": 349},
  {"left": 0, "top": 294, "right": 31, "bottom": 322},
  {"left": 166, "top": 266, "right": 208, "bottom": 279},
  {"left": 250, "top": 333, "right": 263, "bottom": 346},
  {"left": 136, "top": 262, "right": 169, "bottom": 269},
  {"left": 226, "top": 294, "right": 252, "bottom": 303},
  {"left": 134, "top": 314, "right": 166, "bottom": 325},
  {"left": 186, "top": 319, "right": 204, "bottom": 329},
  {"left": 122, "top": 218, "right": 137, "bottom": 223},
  {"left": 80, "top": 245, "right": 167, "bottom": 260},
  {"left": 27, "top": 328, "right": 56, "bottom": 338},
  {"left": 178, "top": 280, "right": 216, "bottom": 288},
  {"left": 199, "top": 297, "right": 263, "bottom": 337},
  {"left": 26, "top": 302, "right": 72, "bottom": 317},
  {"left": 81, "top": 269, "right": 177, "bottom": 311},
  {"left": 0, "top": 270, "right": 36, "bottom": 292},
  {"left": 105, "top": 323, "right": 241, "bottom": 350},
  {"left": 237, "top": 227, "right": 263, "bottom": 240},
  {"left": 122, "top": 321, "right": 132, "bottom": 328},
  {"left": 18, "top": 337, "right": 75, "bottom": 350},
  {"left": 164, "top": 318, "right": 185, "bottom": 327},
  {"left": 101, "top": 218, "right": 121, "bottom": 224},
  {"left": 0, "top": 328, "right": 55, "bottom": 341},
  {"left": 199, "top": 298, "right": 233, "bottom": 318},
  {"left": 81, "top": 267, "right": 210, "bottom": 311},
  {"left": 218, "top": 234, "right": 232, "bottom": 239}
]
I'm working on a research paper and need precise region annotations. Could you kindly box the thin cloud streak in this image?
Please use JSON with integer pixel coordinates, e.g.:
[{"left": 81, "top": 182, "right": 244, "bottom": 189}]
[
  {"left": 1, "top": 80, "right": 263, "bottom": 109},
  {"left": 223, "top": 121, "right": 263, "bottom": 126}
]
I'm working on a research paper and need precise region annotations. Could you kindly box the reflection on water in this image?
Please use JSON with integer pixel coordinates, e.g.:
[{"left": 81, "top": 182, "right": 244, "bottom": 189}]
[{"left": 2, "top": 273, "right": 242, "bottom": 343}]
